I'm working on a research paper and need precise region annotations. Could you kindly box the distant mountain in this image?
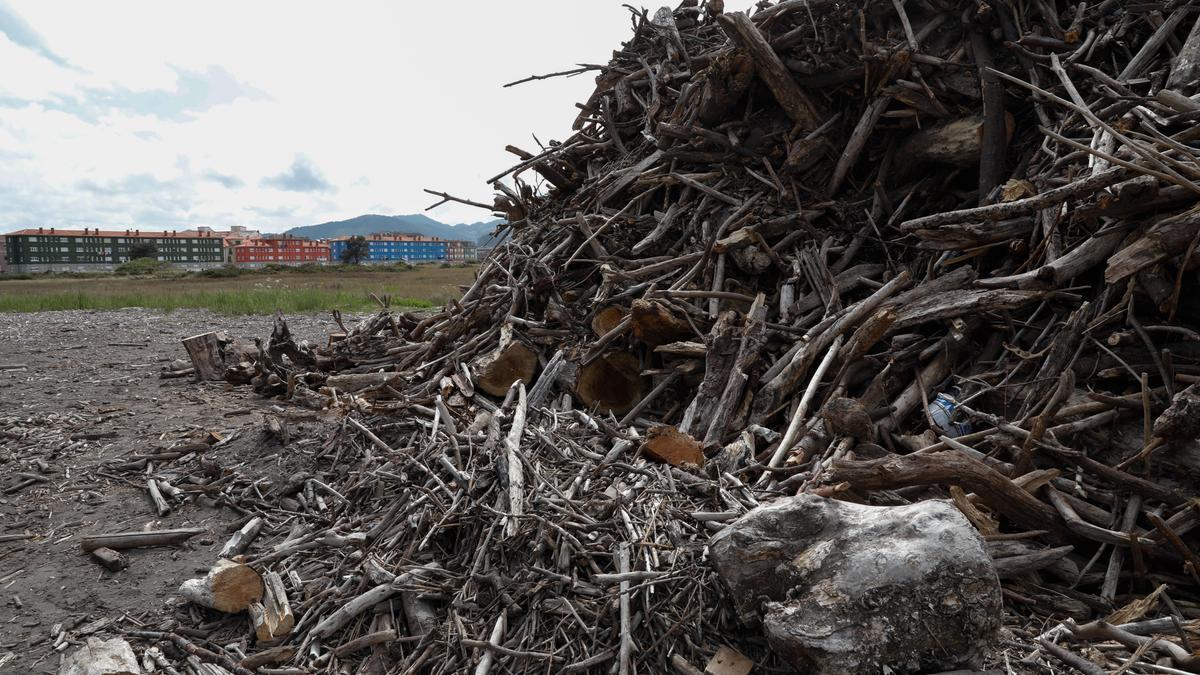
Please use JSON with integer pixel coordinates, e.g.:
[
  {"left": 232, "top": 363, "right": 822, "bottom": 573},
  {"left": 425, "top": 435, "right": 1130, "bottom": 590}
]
[{"left": 285, "top": 214, "right": 503, "bottom": 244}]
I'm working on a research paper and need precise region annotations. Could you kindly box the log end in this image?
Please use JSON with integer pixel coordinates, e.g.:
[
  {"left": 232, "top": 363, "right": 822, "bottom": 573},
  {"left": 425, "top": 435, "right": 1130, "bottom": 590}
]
[
  {"left": 475, "top": 341, "right": 539, "bottom": 397},
  {"left": 575, "top": 352, "right": 648, "bottom": 416},
  {"left": 641, "top": 425, "right": 705, "bottom": 467}
]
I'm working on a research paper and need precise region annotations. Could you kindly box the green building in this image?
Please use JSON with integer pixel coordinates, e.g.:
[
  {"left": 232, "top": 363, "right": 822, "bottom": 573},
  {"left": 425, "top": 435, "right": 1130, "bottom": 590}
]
[{"left": 3, "top": 227, "right": 227, "bottom": 273}]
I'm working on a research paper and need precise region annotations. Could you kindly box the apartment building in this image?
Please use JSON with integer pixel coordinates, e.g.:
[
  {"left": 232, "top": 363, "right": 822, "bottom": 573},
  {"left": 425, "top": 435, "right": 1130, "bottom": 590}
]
[
  {"left": 445, "top": 239, "right": 478, "bottom": 263},
  {"left": 0, "top": 235, "right": 6, "bottom": 274},
  {"left": 232, "top": 236, "right": 331, "bottom": 268},
  {"left": 329, "top": 233, "right": 450, "bottom": 264},
  {"left": 3, "top": 227, "right": 225, "bottom": 273},
  {"left": 208, "top": 225, "right": 262, "bottom": 264}
]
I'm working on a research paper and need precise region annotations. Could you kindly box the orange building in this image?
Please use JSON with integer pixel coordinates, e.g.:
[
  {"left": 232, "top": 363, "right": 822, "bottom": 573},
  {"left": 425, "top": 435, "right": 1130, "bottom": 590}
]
[{"left": 232, "top": 236, "right": 330, "bottom": 267}]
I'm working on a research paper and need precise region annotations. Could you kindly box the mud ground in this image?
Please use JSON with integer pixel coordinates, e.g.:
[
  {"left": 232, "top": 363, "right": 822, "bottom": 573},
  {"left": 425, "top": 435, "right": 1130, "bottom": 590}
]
[{"left": 0, "top": 309, "right": 348, "bottom": 674}]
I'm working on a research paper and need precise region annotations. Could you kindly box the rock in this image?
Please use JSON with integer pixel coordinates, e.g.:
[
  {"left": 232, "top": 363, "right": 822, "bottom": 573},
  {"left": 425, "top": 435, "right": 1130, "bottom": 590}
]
[
  {"left": 58, "top": 637, "right": 141, "bottom": 675},
  {"left": 708, "top": 495, "right": 1001, "bottom": 674}
]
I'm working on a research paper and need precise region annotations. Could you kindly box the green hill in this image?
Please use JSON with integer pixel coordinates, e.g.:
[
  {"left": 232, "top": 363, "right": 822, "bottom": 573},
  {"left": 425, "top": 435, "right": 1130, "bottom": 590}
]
[{"left": 286, "top": 214, "right": 503, "bottom": 244}]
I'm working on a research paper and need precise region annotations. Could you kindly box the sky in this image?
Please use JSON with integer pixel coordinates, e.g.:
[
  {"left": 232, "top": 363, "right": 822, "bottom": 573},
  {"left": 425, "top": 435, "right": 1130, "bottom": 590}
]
[{"left": 0, "top": 1, "right": 754, "bottom": 233}]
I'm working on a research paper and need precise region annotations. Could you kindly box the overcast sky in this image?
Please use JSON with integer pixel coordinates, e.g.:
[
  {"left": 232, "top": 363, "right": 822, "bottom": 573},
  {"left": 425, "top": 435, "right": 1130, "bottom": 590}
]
[{"left": 0, "top": 1, "right": 754, "bottom": 233}]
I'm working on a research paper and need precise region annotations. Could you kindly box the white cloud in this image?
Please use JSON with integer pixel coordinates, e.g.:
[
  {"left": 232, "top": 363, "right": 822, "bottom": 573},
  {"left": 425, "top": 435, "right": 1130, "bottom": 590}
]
[{"left": 0, "top": 1, "right": 757, "bottom": 232}]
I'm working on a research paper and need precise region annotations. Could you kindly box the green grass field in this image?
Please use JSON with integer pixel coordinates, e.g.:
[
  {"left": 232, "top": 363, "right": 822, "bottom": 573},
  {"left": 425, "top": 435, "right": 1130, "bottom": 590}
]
[{"left": 0, "top": 266, "right": 478, "bottom": 314}]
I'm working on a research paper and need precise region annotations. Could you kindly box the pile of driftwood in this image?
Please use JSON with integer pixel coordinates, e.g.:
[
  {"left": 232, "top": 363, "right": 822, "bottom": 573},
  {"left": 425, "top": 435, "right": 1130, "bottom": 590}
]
[{"left": 114, "top": 0, "right": 1200, "bottom": 673}]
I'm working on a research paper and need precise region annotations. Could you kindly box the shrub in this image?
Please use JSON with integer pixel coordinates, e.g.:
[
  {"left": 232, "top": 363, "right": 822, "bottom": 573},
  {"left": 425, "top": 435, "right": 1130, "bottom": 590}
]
[
  {"left": 199, "top": 266, "right": 242, "bottom": 278},
  {"left": 115, "top": 258, "right": 172, "bottom": 275}
]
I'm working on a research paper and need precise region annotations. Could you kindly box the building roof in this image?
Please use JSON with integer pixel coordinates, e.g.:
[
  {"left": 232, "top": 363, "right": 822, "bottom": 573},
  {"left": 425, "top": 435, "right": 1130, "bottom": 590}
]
[
  {"left": 329, "top": 232, "right": 446, "bottom": 242},
  {"left": 6, "top": 227, "right": 222, "bottom": 238},
  {"left": 233, "top": 238, "right": 329, "bottom": 249}
]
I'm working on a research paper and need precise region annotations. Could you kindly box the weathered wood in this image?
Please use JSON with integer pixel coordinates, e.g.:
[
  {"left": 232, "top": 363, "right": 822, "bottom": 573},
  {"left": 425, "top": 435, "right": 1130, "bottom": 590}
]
[
  {"left": 702, "top": 293, "right": 767, "bottom": 446},
  {"left": 249, "top": 571, "right": 294, "bottom": 640},
  {"left": 716, "top": 13, "right": 821, "bottom": 130},
  {"left": 324, "top": 371, "right": 403, "bottom": 393},
  {"left": 80, "top": 528, "right": 205, "bottom": 552},
  {"left": 900, "top": 167, "right": 1128, "bottom": 231},
  {"left": 1168, "top": 15, "right": 1200, "bottom": 93},
  {"left": 1106, "top": 206, "right": 1200, "bottom": 283},
  {"left": 896, "top": 115, "right": 988, "bottom": 171},
  {"left": 825, "top": 450, "right": 1062, "bottom": 535},
  {"left": 697, "top": 50, "right": 754, "bottom": 125},
  {"left": 309, "top": 564, "right": 441, "bottom": 640},
  {"left": 504, "top": 383, "right": 527, "bottom": 538},
  {"left": 181, "top": 332, "right": 225, "bottom": 381},
  {"left": 680, "top": 312, "right": 738, "bottom": 436},
  {"left": 90, "top": 547, "right": 128, "bottom": 572}
]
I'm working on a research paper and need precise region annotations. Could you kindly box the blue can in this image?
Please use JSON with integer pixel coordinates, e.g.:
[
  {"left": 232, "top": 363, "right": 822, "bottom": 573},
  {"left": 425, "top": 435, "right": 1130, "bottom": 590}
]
[{"left": 928, "top": 393, "right": 971, "bottom": 438}]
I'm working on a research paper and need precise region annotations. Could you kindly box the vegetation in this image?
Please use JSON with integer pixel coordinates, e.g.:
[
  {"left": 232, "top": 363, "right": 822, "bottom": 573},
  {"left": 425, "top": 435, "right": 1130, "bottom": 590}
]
[
  {"left": 0, "top": 261, "right": 476, "bottom": 282},
  {"left": 0, "top": 266, "right": 477, "bottom": 315},
  {"left": 127, "top": 241, "right": 159, "bottom": 259},
  {"left": 115, "top": 258, "right": 172, "bottom": 275},
  {"left": 340, "top": 235, "right": 371, "bottom": 265}
]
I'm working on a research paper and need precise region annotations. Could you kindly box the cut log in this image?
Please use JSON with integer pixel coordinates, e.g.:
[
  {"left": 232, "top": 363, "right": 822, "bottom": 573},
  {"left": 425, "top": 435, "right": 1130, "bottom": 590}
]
[
  {"left": 575, "top": 351, "right": 648, "bottom": 416},
  {"left": 90, "top": 547, "right": 128, "bottom": 572},
  {"left": 591, "top": 305, "right": 628, "bottom": 338},
  {"left": 473, "top": 340, "right": 539, "bottom": 397},
  {"left": 641, "top": 425, "right": 705, "bottom": 467},
  {"left": 179, "top": 558, "right": 264, "bottom": 613},
  {"left": 182, "top": 332, "right": 226, "bottom": 381},
  {"left": 895, "top": 113, "right": 1015, "bottom": 175},
  {"left": 630, "top": 299, "right": 692, "bottom": 347},
  {"left": 249, "top": 571, "right": 294, "bottom": 640},
  {"left": 80, "top": 527, "right": 205, "bottom": 552}
]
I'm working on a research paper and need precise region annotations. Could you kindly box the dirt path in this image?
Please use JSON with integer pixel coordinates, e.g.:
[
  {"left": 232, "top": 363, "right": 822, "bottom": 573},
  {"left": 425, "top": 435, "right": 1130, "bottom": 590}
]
[{"left": 0, "top": 309, "right": 345, "bottom": 674}]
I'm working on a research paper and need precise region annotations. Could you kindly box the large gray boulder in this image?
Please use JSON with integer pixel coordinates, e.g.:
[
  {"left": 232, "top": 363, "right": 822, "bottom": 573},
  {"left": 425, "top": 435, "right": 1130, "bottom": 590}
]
[
  {"left": 708, "top": 494, "right": 1001, "bottom": 674},
  {"left": 58, "top": 637, "right": 141, "bottom": 675}
]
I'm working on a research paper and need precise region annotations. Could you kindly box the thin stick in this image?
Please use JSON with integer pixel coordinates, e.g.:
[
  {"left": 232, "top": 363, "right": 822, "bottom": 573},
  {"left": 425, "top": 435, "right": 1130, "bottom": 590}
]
[{"left": 759, "top": 335, "right": 844, "bottom": 485}]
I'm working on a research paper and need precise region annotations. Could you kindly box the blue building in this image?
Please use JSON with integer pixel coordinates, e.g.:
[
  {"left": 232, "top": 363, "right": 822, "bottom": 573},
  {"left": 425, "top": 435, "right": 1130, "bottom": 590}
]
[{"left": 329, "top": 233, "right": 448, "bottom": 264}]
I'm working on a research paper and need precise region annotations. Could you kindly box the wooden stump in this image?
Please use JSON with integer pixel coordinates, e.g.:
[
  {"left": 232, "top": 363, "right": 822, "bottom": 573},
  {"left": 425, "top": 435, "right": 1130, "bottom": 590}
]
[
  {"left": 182, "top": 332, "right": 226, "bottom": 381},
  {"left": 179, "top": 558, "right": 264, "bottom": 613}
]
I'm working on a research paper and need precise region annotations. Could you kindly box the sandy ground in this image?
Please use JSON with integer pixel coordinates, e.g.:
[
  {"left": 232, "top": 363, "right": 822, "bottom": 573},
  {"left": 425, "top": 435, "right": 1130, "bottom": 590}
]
[{"left": 0, "top": 309, "right": 350, "bottom": 674}]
